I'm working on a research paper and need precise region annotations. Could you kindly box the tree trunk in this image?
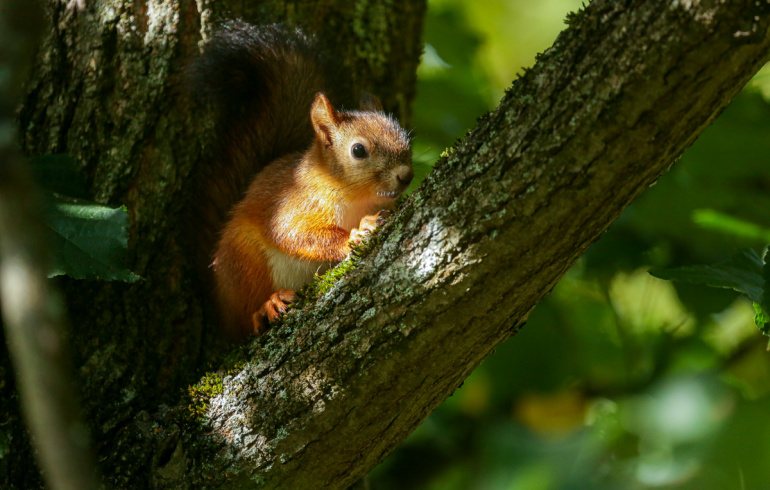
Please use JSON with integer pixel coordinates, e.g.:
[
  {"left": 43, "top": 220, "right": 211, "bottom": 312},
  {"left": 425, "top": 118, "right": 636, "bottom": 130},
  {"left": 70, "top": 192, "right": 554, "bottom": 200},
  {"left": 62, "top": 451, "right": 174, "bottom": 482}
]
[
  {"left": 4, "top": 0, "right": 770, "bottom": 488},
  {"left": 4, "top": 0, "right": 424, "bottom": 487}
]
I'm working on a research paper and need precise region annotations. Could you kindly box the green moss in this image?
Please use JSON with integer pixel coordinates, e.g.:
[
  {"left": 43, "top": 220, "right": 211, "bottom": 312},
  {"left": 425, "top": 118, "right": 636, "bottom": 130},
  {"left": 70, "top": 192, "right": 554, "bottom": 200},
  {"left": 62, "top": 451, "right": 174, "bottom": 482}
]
[
  {"left": 251, "top": 473, "right": 266, "bottom": 485},
  {"left": 315, "top": 256, "right": 358, "bottom": 296},
  {"left": 175, "top": 357, "right": 247, "bottom": 427},
  {"left": 182, "top": 372, "right": 223, "bottom": 423},
  {"left": 290, "top": 230, "right": 383, "bottom": 310}
]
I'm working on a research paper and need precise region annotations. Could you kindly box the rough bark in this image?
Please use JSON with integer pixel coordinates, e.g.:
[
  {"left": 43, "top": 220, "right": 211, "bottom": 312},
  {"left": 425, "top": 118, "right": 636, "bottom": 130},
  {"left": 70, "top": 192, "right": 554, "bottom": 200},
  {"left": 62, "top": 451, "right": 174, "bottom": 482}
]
[{"left": 4, "top": 0, "right": 770, "bottom": 488}]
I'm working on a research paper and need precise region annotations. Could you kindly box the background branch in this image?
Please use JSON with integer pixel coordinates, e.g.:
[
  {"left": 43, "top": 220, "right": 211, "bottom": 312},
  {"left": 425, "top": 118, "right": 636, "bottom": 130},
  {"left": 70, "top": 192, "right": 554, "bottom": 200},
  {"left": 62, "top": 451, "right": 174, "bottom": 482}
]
[{"left": 0, "top": 1, "right": 101, "bottom": 488}]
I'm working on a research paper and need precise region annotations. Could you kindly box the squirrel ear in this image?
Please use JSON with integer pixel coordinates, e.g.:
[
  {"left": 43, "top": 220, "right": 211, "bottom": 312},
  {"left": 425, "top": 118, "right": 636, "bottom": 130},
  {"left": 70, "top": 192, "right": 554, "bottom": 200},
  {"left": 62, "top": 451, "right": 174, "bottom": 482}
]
[
  {"left": 311, "top": 93, "right": 341, "bottom": 147},
  {"left": 360, "top": 92, "right": 383, "bottom": 112}
]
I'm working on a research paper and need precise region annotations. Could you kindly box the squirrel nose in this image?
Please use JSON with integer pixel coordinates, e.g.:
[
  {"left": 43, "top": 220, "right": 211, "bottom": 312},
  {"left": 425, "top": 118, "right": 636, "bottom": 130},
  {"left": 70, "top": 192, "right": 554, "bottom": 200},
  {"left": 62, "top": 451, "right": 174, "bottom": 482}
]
[{"left": 395, "top": 166, "right": 414, "bottom": 186}]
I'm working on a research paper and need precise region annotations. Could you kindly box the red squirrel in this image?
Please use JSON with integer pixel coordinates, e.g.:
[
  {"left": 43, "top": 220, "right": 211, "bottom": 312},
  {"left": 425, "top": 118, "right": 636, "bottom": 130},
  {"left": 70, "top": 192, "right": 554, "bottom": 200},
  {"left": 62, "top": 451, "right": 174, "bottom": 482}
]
[{"left": 187, "top": 21, "right": 413, "bottom": 339}]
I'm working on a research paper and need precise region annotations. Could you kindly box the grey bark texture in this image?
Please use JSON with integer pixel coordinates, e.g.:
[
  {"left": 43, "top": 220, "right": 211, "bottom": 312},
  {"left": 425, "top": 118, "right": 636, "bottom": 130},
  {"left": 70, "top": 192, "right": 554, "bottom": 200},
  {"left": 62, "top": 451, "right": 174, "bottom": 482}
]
[{"left": 3, "top": 0, "right": 770, "bottom": 488}]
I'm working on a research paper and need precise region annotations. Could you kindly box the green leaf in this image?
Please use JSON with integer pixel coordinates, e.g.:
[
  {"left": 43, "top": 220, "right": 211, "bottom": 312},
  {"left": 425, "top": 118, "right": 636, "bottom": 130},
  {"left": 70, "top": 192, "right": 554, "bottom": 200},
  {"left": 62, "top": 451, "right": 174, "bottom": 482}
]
[
  {"left": 757, "top": 246, "right": 770, "bottom": 335},
  {"left": 754, "top": 302, "right": 769, "bottom": 336},
  {"left": 43, "top": 198, "right": 140, "bottom": 282},
  {"left": 29, "top": 153, "right": 139, "bottom": 283},
  {"left": 30, "top": 154, "right": 90, "bottom": 199},
  {"left": 648, "top": 248, "right": 764, "bottom": 304},
  {"left": 761, "top": 246, "right": 770, "bottom": 318}
]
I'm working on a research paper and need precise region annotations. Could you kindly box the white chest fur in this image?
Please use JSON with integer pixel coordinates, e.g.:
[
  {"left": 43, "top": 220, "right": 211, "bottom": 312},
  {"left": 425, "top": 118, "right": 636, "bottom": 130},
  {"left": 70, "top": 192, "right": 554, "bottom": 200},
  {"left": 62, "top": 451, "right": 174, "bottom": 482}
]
[{"left": 266, "top": 247, "right": 330, "bottom": 290}]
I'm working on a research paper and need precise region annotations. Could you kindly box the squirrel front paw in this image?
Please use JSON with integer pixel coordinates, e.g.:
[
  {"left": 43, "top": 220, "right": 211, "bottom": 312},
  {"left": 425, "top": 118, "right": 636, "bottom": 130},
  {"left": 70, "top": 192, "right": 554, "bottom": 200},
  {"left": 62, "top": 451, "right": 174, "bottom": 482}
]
[
  {"left": 349, "top": 210, "right": 391, "bottom": 245},
  {"left": 251, "top": 288, "right": 297, "bottom": 335}
]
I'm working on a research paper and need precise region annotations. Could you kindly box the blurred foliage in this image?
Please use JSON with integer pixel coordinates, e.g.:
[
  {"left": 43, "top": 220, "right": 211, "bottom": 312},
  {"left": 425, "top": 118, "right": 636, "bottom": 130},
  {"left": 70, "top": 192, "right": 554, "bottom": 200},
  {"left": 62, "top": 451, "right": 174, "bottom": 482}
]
[
  {"left": 374, "top": 0, "right": 770, "bottom": 488},
  {"left": 650, "top": 247, "right": 770, "bottom": 335}
]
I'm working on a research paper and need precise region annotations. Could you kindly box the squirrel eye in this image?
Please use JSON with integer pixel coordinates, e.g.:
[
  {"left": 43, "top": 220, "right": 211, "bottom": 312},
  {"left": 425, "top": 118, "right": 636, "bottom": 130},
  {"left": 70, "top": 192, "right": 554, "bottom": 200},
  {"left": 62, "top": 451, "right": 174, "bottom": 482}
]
[{"left": 351, "top": 143, "right": 368, "bottom": 159}]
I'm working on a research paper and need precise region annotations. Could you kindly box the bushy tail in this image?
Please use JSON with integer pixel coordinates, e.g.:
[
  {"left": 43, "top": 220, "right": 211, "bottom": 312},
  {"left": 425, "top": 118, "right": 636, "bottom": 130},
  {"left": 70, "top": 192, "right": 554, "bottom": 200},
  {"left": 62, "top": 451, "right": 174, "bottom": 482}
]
[{"left": 184, "top": 21, "right": 354, "bottom": 276}]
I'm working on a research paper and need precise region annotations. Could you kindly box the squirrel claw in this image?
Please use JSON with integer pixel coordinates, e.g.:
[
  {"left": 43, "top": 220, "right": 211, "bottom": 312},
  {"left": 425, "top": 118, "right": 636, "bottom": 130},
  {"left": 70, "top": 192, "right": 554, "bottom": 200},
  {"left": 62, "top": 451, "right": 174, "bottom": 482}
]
[
  {"left": 350, "top": 210, "right": 392, "bottom": 245},
  {"left": 375, "top": 209, "right": 392, "bottom": 225},
  {"left": 252, "top": 288, "right": 297, "bottom": 334}
]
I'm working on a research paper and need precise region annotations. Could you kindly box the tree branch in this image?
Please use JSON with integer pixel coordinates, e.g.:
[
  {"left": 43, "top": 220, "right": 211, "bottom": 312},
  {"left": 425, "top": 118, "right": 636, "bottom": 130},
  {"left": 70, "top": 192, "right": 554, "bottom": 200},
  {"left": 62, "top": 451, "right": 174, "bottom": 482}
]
[{"left": 101, "top": 1, "right": 770, "bottom": 488}]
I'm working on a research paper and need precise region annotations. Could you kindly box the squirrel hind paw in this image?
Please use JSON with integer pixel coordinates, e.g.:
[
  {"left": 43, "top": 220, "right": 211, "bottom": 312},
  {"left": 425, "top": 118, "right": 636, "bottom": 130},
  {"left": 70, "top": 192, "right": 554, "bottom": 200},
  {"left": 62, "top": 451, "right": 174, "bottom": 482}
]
[{"left": 252, "top": 288, "right": 298, "bottom": 334}]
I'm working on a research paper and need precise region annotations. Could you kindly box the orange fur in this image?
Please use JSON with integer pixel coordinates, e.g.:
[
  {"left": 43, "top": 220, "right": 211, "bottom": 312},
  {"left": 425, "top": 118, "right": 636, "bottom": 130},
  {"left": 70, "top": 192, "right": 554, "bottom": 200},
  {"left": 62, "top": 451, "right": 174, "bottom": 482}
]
[{"left": 213, "top": 93, "right": 412, "bottom": 339}]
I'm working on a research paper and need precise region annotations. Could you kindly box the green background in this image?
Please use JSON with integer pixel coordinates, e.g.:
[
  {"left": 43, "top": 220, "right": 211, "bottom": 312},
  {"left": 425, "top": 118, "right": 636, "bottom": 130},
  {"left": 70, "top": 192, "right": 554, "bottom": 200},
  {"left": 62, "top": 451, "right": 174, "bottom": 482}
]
[{"left": 374, "top": 1, "right": 770, "bottom": 488}]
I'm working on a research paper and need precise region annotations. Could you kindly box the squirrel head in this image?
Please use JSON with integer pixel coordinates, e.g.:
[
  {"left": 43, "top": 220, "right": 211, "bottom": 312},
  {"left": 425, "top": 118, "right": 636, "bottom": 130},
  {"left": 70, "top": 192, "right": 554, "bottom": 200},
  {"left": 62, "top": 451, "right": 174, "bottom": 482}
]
[{"left": 310, "top": 92, "right": 413, "bottom": 205}]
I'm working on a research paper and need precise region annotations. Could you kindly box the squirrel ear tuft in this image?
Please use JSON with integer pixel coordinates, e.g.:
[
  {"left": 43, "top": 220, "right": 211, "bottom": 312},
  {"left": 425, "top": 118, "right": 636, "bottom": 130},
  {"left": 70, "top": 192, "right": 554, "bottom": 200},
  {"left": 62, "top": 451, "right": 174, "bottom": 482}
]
[
  {"left": 359, "top": 92, "right": 383, "bottom": 112},
  {"left": 311, "top": 93, "right": 340, "bottom": 147}
]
